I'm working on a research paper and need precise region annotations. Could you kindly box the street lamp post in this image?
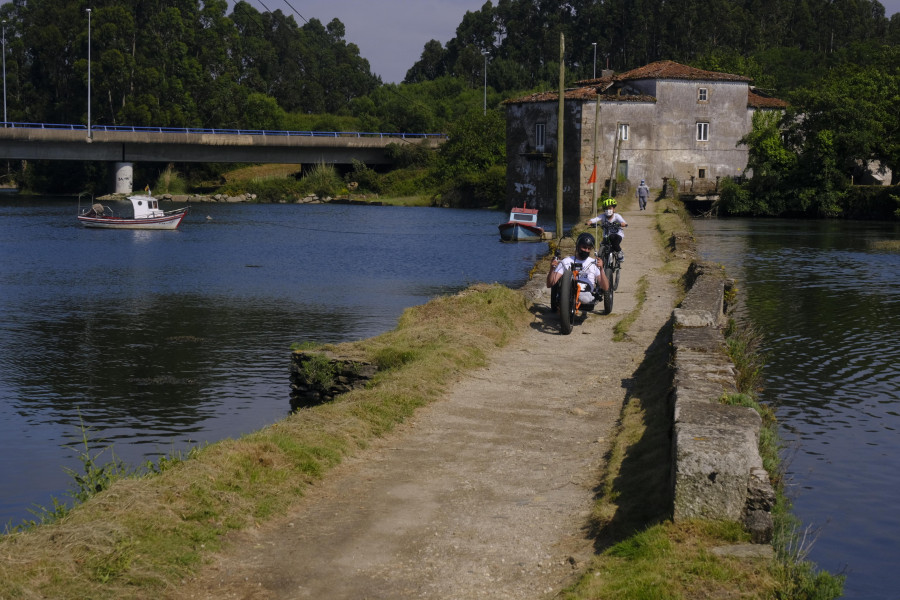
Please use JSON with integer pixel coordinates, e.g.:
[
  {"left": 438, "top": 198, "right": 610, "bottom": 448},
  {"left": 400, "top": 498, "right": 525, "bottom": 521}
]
[
  {"left": 86, "top": 8, "right": 91, "bottom": 140},
  {"left": 2, "top": 20, "right": 7, "bottom": 126},
  {"left": 592, "top": 42, "right": 597, "bottom": 79},
  {"left": 482, "top": 52, "right": 488, "bottom": 116}
]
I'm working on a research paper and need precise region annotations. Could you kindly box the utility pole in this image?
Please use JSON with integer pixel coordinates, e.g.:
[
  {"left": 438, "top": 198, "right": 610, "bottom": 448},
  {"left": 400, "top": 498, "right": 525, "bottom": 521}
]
[
  {"left": 86, "top": 8, "right": 92, "bottom": 141},
  {"left": 555, "top": 33, "right": 564, "bottom": 240}
]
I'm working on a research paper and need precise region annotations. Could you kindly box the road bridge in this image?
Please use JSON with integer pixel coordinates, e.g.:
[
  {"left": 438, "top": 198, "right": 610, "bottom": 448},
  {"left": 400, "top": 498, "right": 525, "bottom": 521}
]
[{"left": 0, "top": 122, "right": 446, "bottom": 193}]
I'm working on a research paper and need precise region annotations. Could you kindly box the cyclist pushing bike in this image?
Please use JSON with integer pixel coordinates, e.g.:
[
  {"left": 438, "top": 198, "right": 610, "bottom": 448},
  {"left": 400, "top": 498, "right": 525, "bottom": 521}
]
[
  {"left": 546, "top": 232, "right": 609, "bottom": 306},
  {"left": 585, "top": 198, "right": 628, "bottom": 262}
]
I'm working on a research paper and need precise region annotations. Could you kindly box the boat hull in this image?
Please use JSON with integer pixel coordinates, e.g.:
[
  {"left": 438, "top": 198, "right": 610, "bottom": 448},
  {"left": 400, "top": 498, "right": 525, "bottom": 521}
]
[
  {"left": 498, "top": 222, "right": 544, "bottom": 242},
  {"left": 77, "top": 208, "right": 188, "bottom": 230}
]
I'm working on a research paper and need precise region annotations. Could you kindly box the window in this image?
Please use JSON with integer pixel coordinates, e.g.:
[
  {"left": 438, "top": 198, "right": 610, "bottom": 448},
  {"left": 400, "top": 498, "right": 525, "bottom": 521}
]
[
  {"left": 618, "top": 123, "right": 629, "bottom": 141},
  {"left": 698, "top": 168, "right": 707, "bottom": 179},
  {"left": 535, "top": 123, "right": 546, "bottom": 151},
  {"left": 698, "top": 87, "right": 708, "bottom": 102},
  {"left": 696, "top": 122, "right": 709, "bottom": 141}
]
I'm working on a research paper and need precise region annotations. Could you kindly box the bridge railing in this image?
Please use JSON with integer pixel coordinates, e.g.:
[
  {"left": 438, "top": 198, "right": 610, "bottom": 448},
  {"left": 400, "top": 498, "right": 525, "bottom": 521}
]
[{"left": 0, "top": 121, "right": 447, "bottom": 140}]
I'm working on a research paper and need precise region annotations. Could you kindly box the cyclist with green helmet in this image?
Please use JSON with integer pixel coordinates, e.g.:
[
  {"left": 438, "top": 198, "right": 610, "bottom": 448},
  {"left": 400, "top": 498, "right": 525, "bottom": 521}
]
[{"left": 586, "top": 198, "right": 628, "bottom": 261}]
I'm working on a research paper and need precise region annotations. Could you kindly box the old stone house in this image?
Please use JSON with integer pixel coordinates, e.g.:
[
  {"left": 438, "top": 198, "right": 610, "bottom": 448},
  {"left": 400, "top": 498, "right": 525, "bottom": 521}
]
[{"left": 503, "top": 60, "right": 787, "bottom": 216}]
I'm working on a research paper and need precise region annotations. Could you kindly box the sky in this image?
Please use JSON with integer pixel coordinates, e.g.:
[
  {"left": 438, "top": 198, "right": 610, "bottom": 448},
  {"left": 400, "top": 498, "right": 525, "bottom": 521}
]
[
  {"left": 240, "top": 0, "right": 487, "bottom": 84},
  {"left": 241, "top": 0, "right": 900, "bottom": 85}
]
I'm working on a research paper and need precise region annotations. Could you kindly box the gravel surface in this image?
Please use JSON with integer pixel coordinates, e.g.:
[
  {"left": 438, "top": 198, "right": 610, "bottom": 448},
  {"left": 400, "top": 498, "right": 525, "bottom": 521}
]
[{"left": 178, "top": 206, "right": 679, "bottom": 600}]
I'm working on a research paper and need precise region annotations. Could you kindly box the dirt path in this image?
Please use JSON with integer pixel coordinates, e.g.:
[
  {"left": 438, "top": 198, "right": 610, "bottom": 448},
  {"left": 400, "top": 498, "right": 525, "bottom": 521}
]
[{"left": 179, "top": 206, "right": 678, "bottom": 600}]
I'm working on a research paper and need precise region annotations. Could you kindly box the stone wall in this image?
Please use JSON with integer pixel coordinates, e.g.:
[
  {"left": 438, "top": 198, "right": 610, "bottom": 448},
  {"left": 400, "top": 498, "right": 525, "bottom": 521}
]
[
  {"left": 289, "top": 350, "right": 377, "bottom": 411},
  {"left": 671, "top": 260, "right": 775, "bottom": 543}
]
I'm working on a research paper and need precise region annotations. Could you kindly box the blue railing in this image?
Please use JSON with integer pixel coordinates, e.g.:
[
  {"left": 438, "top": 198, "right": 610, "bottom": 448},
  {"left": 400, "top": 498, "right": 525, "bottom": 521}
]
[{"left": 0, "top": 121, "right": 447, "bottom": 139}]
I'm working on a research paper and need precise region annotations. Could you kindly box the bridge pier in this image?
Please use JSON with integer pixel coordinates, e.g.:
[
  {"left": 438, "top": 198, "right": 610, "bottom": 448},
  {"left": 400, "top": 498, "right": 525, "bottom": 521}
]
[{"left": 114, "top": 162, "right": 133, "bottom": 194}]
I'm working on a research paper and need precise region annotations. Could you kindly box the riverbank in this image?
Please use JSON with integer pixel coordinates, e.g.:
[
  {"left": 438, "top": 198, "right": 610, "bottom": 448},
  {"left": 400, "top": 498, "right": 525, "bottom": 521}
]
[{"left": 0, "top": 197, "right": 827, "bottom": 599}]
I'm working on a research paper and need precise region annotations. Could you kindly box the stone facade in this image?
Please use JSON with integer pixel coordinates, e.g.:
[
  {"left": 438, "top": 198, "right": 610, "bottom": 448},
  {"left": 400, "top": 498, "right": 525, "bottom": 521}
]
[{"left": 504, "top": 61, "right": 787, "bottom": 216}]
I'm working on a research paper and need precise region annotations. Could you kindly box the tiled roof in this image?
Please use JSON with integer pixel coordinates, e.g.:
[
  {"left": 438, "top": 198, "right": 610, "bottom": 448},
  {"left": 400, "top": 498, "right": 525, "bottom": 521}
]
[
  {"left": 503, "top": 61, "right": 788, "bottom": 105},
  {"left": 616, "top": 60, "right": 751, "bottom": 83},
  {"left": 503, "top": 86, "right": 655, "bottom": 105},
  {"left": 748, "top": 89, "right": 788, "bottom": 109}
]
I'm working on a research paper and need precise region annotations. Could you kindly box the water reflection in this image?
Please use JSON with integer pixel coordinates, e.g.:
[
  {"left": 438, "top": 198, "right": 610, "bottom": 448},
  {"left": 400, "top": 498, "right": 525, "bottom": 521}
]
[
  {"left": 1, "top": 198, "right": 566, "bottom": 526},
  {"left": 693, "top": 217, "right": 900, "bottom": 599}
]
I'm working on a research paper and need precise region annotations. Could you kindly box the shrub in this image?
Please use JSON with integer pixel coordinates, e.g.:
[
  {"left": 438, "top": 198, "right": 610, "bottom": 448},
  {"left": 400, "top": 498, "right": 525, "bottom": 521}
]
[
  {"left": 301, "top": 162, "right": 343, "bottom": 198},
  {"left": 154, "top": 164, "right": 188, "bottom": 194}
]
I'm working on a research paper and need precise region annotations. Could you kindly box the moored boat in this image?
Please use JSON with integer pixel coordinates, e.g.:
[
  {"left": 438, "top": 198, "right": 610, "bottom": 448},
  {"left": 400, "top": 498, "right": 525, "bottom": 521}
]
[
  {"left": 78, "top": 194, "right": 188, "bottom": 230},
  {"left": 498, "top": 204, "right": 544, "bottom": 242}
]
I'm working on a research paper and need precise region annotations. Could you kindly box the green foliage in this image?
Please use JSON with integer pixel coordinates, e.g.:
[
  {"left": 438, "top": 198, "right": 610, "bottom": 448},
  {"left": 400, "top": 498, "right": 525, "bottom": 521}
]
[
  {"left": 841, "top": 188, "right": 900, "bottom": 220},
  {"left": 298, "top": 352, "right": 337, "bottom": 389},
  {"left": 290, "top": 341, "right": 323, "bottom": 351},
  {"left": 379, "top": 167, "right": 435, "bottom": 198},
  {"left": 346, "top": 159, "right": 384, "bottom": 194},
  {"left": 62, "top": 424, "right": 129, "bottom": 505},
  {"left": 219, "top": 176, "right": 303, "bottom": 202},
  {"left": 435, "top": 109, "right": 506, "bottom": 182},
  {"left": 154, "top": 164, "right": 188, "bottom": 194},
  {"left": 243, "top": 93, "right": 285, "bottom": 130},
  {"left": 724, "top": 55, "right": 898, "bottom": 219},
  {"left": 301, "top": 162, "right": 343, "bottom": 198},
  {"left": 13, "top": 417, "right": 130, "bottom": 531},
  {"left": 2, "top": 1, "right": 379, "bottom": 128},
  {"left": 723, "top": 318, "right": 767, "bottom": 395},
  {"left": 385, "top": 141, "right": 435, "bottom": 169}
]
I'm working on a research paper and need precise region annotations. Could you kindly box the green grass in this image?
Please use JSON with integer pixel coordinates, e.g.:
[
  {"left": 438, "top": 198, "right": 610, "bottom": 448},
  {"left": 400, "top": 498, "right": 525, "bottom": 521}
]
[{"left": 612, "top": 274, "right": 649, "bottom": 341}]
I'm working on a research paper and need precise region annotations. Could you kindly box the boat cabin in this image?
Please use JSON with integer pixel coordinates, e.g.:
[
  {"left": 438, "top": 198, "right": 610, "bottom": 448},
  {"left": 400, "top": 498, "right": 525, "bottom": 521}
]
[{"left": 130, "top": 195, "right": 166, "bottom": 219}]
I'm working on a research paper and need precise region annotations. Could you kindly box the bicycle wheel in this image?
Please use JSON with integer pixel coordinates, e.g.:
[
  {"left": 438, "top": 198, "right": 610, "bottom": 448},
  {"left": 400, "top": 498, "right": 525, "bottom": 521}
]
[
  {"left": 602, "top": 267, "right": 614, "bottom": 314},
  {"left": 558, "top": 268, "right": 575, "bottom": 334},
  {"left": 612, "top": 260, "right": 621, "bottom": 291}
]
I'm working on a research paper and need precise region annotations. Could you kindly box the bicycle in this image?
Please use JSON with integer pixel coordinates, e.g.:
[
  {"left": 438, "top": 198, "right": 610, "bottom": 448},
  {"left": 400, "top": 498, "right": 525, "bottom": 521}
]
[{"left": 596, "top": 222, "right": 624, "bottom": 312}]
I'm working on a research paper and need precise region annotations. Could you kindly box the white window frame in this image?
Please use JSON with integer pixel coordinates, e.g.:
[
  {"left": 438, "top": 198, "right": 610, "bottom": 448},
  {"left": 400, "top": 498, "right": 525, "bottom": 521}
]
[
  {"left": 618, "top": 123, "right": 629, "bottom": 141},
  {"left": 698, "top": 87, "right": 708, "bottom": 102},
  {"left": 696, "top": 122, "right": 709, "bottom": 142},
  {"left": 535, "top": 123, "right": 546, "bottom": 151}
]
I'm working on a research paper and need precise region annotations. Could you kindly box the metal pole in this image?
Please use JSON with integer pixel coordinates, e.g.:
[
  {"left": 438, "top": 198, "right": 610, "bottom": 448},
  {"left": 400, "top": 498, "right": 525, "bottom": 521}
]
[
  {"left": 592, "top": 42, "right": 597, "bottom": 79},
  {"left": 482, "top": 52, "right": 487, "bottom": 115},
  {"left": 2, "top": 21, "right": 7, "bottom": 126},
  {"left": 86, "top": 8, "right": 91, "bottom": 140},
  {"left": 555, "top": 33, "right": 564, "bottom": 239}
]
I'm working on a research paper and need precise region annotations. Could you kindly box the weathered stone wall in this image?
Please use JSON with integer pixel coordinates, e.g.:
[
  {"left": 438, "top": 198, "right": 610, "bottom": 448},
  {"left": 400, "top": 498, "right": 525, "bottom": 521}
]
[
  {"left": 289, "top": 350, "right": 377, "bottom": 411},
  {"left": 671, "top": 260, "right": 775, "bottom": 543}
]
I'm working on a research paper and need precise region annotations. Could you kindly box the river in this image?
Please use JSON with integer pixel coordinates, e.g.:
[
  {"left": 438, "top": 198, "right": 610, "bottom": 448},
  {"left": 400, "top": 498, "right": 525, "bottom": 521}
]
[
  {"left": 0, "top": 196, "right": 565, "bottom": 528},
  {"left": 693, "top": 217, "right": 900, "bottom": 600}
]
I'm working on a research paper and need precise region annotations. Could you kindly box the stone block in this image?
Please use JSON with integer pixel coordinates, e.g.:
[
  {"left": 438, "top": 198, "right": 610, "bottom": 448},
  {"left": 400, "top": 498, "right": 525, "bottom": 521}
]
[{"left": 673, "top": 308, "right": 716, "bottom": 327}]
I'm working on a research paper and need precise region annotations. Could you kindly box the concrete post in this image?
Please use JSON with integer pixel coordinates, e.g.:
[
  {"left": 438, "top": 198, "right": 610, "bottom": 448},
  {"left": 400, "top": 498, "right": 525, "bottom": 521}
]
[{"left": 114, "top": 162, "right": 133, "bottom": 194}]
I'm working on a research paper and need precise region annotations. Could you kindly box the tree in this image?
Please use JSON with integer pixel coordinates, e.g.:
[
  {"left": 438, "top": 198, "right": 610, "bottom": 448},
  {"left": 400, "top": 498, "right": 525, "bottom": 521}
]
[
  {"left": 786, "top": 59, "right": 899, "bottom": 184},
  {"left": 404, "top": 40, "right": 447, "bottom": 84},
  {"left": 435, "top": 108, "right": 505, "bottom": 181}
]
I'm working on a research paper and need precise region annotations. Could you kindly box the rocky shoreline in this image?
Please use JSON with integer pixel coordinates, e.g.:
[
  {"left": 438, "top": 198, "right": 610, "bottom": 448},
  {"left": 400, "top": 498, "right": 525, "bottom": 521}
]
[{"left": 97, "top": 192, "right": 385, "bottom": 205}]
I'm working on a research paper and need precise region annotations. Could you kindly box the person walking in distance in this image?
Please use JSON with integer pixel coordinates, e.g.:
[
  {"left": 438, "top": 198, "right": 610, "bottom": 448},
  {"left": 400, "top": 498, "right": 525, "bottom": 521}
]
[{"left": 636, "top": 179, "right": 650, "bottom": 211}]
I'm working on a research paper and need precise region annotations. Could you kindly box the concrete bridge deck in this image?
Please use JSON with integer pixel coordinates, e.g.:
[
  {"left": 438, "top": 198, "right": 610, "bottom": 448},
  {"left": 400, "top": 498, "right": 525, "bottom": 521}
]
[{"left": 0, "top": 122, "right": 446, "bottom": 165}]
